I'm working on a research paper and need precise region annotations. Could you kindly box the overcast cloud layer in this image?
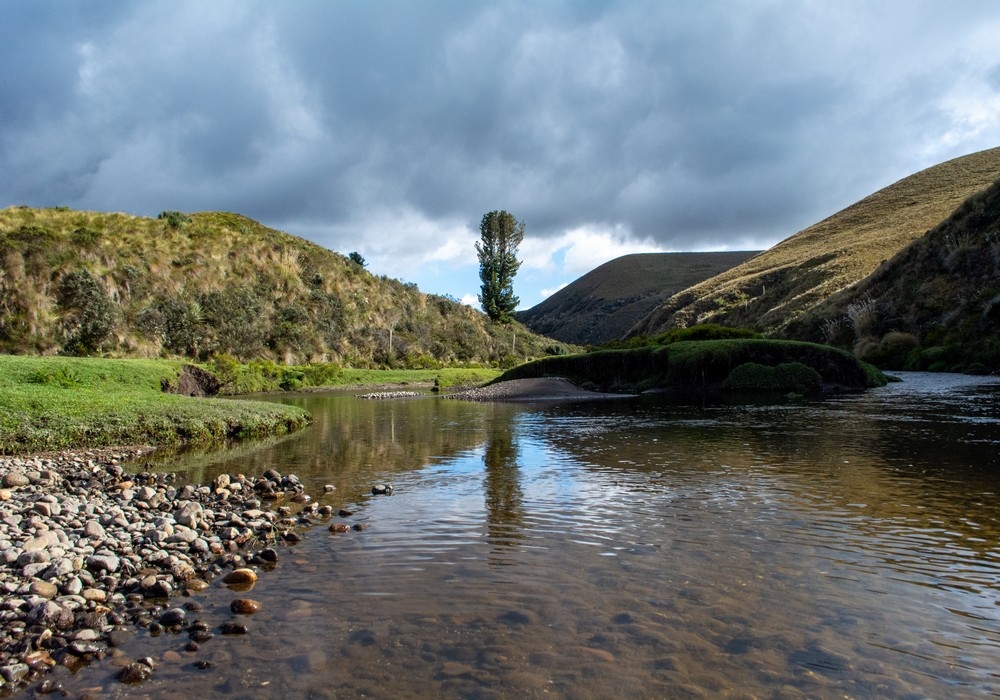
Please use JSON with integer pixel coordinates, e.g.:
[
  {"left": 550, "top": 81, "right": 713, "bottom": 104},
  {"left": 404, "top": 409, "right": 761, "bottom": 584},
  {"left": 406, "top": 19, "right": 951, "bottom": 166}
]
[{"left": 3, "top": 1, "right": 1000, "bottom": 307}]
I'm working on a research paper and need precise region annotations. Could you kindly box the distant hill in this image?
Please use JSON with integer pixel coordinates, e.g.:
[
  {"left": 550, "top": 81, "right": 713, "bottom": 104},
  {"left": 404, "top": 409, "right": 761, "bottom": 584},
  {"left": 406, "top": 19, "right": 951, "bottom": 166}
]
[
  {"left": 0, "top": 208, "right": 559, "bottom": 365},
  {"left": 630, "top": 146, "right": 1000, "bottom": 340},
  {"left": 515, "top": 251, "right": 758, "bottom": 345},
  {"left": 785, "top": 177, "right": 1000, "bottom": 372}
]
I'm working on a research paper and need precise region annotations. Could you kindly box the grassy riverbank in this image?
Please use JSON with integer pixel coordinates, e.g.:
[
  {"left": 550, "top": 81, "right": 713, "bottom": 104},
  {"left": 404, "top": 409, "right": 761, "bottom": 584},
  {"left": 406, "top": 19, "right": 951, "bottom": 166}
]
[
  {"left": 0, "top": 355, "right": 311, "bottom": 455},
  {"left": 0, "top": 355, "right": 501, "bottom": 455},
  {"left": 495, "top": 339, "right": 887, "bottom": 394}
]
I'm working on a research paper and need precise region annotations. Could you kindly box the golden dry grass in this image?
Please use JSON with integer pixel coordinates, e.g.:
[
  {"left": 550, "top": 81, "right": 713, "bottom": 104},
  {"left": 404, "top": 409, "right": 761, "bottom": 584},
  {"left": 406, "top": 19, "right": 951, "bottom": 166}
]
[{"left": 0, "top": 207, "right": 560, "bottom": 365}]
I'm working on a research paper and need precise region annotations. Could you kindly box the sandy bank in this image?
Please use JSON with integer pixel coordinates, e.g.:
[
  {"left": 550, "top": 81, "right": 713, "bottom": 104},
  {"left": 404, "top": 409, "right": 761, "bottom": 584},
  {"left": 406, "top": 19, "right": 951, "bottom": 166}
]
[{"left": 449, "top": 377, "right": 631, "bottom": 402}]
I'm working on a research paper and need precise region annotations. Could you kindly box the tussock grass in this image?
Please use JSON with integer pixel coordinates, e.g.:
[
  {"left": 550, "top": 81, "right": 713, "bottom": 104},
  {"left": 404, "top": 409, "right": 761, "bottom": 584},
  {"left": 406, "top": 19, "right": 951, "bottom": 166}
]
[
  {"left": 0, "top": 207, "right": 557, "bottom": 366},
  {"left": 0, "top": 355, "right": 310, "bottom": 455}
]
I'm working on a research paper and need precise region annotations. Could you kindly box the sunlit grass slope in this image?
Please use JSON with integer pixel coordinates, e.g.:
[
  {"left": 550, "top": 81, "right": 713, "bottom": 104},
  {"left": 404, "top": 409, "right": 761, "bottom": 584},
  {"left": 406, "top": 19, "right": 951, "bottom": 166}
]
[
  {"left": 0, "top": 208, "right": 561, "bottom": 366},
  {"left": 631, "top": 147, "right": 1000, "bottom": 337},
  {"left": 516, "top": 251, "right": 758, "bottom": 345}
]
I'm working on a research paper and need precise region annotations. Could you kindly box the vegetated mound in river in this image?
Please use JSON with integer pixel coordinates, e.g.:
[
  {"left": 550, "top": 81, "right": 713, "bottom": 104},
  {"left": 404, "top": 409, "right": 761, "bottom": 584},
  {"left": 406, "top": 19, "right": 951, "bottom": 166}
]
[
  {"left": 0, "top": 207, "right": 560, "bottom": 366},
  {"left": 785, "top": 178, "right": 1000, "bottom": 373},
  {"left": 494, "top": 339, "right": 886, "bottom": 395},
  {"left": 629, "top": 146, "right": 1000, "bottom": 339},
  {"left": 515, "top": 251, "right": 759, "bottom": 346}
]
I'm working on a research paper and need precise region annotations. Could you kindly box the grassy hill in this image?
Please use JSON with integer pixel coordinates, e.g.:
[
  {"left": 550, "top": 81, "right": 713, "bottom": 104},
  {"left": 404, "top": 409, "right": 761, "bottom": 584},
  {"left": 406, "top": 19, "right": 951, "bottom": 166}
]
[
  {"left": 515, "top": 251, "right": 758, "bottom": 345},
  {"left": 630, "top": 147, "right": 1000, "bottom": 340},
  {"left": 785, "top": 178, "right": 1000, "bottom": 372},
  {"left": 0, "top": 207, "right": 561, "bottom": 366}
]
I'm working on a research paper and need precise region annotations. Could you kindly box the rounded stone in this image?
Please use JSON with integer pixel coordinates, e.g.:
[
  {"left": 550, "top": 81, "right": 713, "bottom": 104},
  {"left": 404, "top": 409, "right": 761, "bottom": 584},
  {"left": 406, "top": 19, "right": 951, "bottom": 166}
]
[
  {"left": 2, "top": 472, "right": 30, "bottom": 488},
  {"left": 222, "top": 568, "right": 257, "bottom": 587},
  {"left": 158, "top": 607, "right": 187, "bottom": 627},
  {"left": 230, "top": 598, "right": 261, "bottom": 615},
  {"left": 28, "top": 580, "right": 59, "bottom": 600},
  {"left": 118, "top": 661, "right": 153, "bottom": 684}
]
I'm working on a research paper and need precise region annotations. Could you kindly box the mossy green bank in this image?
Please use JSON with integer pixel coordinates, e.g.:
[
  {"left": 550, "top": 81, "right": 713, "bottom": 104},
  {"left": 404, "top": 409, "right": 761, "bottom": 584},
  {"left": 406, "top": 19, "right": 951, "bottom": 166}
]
[
  {"left": 0, "top": 355, "right": 310, "bottom": 455},
  {"left": 0, "top": 355, "right": 501, "bottom": 455},
  {"left": 494, "top": 339, "right": 887, "bottom": 394}
]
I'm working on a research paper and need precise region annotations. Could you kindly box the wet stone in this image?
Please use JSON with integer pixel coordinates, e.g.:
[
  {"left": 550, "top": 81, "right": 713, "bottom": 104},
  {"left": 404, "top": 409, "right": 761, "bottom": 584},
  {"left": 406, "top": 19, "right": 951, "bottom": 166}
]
[
  {"left": 118, "top": 661, "right": 153, "bottom": 684},
  {"left": 158, "top": 607, "right": 186, "bottom": 627},
  {"left": 222, "top": 568, "right": 257, "bottom": 586},
  {"left": 230, "top": 598, "right": 261, "bottom": 615}
]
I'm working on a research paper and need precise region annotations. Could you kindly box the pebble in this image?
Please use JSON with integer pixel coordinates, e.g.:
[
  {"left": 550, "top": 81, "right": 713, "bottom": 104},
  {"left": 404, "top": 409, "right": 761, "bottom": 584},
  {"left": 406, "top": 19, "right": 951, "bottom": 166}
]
[
  {"left": 118, "top": 660, "right": 153, "bottom": 684},
  {"left": 0, "top": 447, "right": 315, "bottom": 694},
  {"left": 230, "top": 598, "right": 261, "bottom": 615},
  {"left": 222, "top": 568, "right": 258, "bottom": 586}
]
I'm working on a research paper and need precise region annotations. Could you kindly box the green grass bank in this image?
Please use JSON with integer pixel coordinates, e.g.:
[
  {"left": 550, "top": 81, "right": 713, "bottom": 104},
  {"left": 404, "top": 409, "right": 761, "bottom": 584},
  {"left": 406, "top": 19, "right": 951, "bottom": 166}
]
[
  {"left": 0, "top": 355, "right": 311, "bottom": 455},
  {"left": 0, "top": 355, "right": 501, "bottom": 456}
]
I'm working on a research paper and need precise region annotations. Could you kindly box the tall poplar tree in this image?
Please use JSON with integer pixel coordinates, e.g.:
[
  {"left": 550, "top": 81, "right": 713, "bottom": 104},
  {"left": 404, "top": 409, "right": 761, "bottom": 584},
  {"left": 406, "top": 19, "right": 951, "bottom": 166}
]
[{"left": 476, "top": 210, "right": 524, "bottom": 323}]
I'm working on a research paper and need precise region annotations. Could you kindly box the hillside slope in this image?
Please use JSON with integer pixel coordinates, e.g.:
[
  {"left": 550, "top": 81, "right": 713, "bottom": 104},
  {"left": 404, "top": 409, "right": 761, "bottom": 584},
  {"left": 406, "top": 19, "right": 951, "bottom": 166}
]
[
  {"left": 786, "top": 178, "right": 1000, "bottom": 372},
  {"left": 515, "top": 251, "right": 758, "bottom": 345},
  {"left": 630, "top": 147, "right": 1000, "bottom": 338},
  {"left": 0, "top": 208, "right": 558, "bottom": 366}
]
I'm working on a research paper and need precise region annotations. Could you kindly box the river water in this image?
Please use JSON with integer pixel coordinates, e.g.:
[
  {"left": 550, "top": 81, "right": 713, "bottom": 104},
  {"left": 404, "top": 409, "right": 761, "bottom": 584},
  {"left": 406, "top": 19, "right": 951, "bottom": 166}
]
[{"left": 44, "top": 372, "right": 1000, "bottom": 698}]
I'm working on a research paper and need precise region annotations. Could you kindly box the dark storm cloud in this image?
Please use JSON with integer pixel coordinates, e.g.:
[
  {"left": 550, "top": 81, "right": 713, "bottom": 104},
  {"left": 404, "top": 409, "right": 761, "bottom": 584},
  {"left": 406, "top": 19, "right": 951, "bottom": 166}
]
[{"left": 2, "top": 0, "right": 1000, "bottom": 260}]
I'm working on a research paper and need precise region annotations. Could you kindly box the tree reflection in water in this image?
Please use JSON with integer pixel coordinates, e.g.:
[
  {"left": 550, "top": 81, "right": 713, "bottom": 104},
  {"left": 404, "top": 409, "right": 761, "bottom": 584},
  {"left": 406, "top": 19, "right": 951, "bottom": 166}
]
[{"left": 482, "top": 415, "right": 525, "bottom": 562}]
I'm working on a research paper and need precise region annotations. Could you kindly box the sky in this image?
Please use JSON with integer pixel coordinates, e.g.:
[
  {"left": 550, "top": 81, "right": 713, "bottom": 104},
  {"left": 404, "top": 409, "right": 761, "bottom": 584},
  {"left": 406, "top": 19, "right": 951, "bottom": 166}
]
[{"left": 3, "top": 2, "right": 1000, "bottom": 310}]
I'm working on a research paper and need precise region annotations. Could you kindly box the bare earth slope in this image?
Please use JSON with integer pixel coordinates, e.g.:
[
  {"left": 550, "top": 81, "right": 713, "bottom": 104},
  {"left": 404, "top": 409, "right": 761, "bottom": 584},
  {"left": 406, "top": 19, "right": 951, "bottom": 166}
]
[
  {"left": 630, "top": 146, "right": 1000, "bottom": 338},
  {"left": 516, "top": 251, "right": 758, "bottom": 345}
]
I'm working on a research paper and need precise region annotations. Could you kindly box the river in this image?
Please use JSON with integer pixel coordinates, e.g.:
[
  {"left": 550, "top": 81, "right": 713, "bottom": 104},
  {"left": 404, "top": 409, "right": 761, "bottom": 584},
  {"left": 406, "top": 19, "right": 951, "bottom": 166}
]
[{"left": 39, "top": 372, "right": 1000, "bottom": 698}]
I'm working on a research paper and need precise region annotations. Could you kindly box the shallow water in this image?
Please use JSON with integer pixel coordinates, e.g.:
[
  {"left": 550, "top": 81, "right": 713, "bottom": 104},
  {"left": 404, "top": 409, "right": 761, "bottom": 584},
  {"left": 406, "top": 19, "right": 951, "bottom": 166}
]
[{"left": 41, "top": 373, "right": 1000, "bottom": 698}]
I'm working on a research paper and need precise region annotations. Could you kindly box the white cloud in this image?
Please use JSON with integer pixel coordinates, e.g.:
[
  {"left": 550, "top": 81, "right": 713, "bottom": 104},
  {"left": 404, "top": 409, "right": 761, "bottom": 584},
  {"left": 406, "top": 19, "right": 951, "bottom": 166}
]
[
  {"left": 539, "top": 282, "right": 569, "bottom": 299},
  {"left": 521, "top": 224, "right": 664, "bottom": 276}
]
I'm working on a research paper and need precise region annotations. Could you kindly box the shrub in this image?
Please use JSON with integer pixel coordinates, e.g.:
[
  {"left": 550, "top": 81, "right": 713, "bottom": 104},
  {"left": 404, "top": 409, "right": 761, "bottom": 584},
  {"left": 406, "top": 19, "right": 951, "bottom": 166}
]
[
  {"left": 71, "top": 227, "right": 102, "bottom": 248},
  {"left": 56, "top": 269, "right": 116, "bottom": 355},
  {"left": 722, "top": 361, "right": 822, "bottom": 393},
  {"left": 865, "top": 331, "right": 920, "bottom": 370},
  {"left": 158, "top": 211, "right": 190, "bottom": 228}
]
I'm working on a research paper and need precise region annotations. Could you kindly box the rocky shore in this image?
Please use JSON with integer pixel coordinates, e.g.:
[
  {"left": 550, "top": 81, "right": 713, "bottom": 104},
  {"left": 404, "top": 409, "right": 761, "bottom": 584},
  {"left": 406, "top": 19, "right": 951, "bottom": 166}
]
[{"left": 0, "top": 447, "right": 326, "bottom": 695}]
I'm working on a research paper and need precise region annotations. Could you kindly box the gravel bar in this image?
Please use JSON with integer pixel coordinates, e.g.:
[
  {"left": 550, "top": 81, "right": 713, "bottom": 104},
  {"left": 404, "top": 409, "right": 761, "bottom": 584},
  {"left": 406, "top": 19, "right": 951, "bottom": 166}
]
[{"left": 0, "top": 446, "right": 326, "bottom": 695}]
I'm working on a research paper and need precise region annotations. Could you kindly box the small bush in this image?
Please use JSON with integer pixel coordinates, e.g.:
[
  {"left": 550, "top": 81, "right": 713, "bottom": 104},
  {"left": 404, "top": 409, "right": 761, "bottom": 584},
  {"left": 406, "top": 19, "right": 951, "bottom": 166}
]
[
  {"left": 28, "top": 366, "right": 82, "bottom": 387},
  {"left": 56, "top": 269, "right": 116, "bottom": 355},
  {"left": 722, "top": 361, "right": 822, "bottom": 393},
  {"left": 864, "top": 331, "right": 920, "bottom": 370},
  {"left": 158, "top": 211, "right": 190, "bottom": 228}
]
